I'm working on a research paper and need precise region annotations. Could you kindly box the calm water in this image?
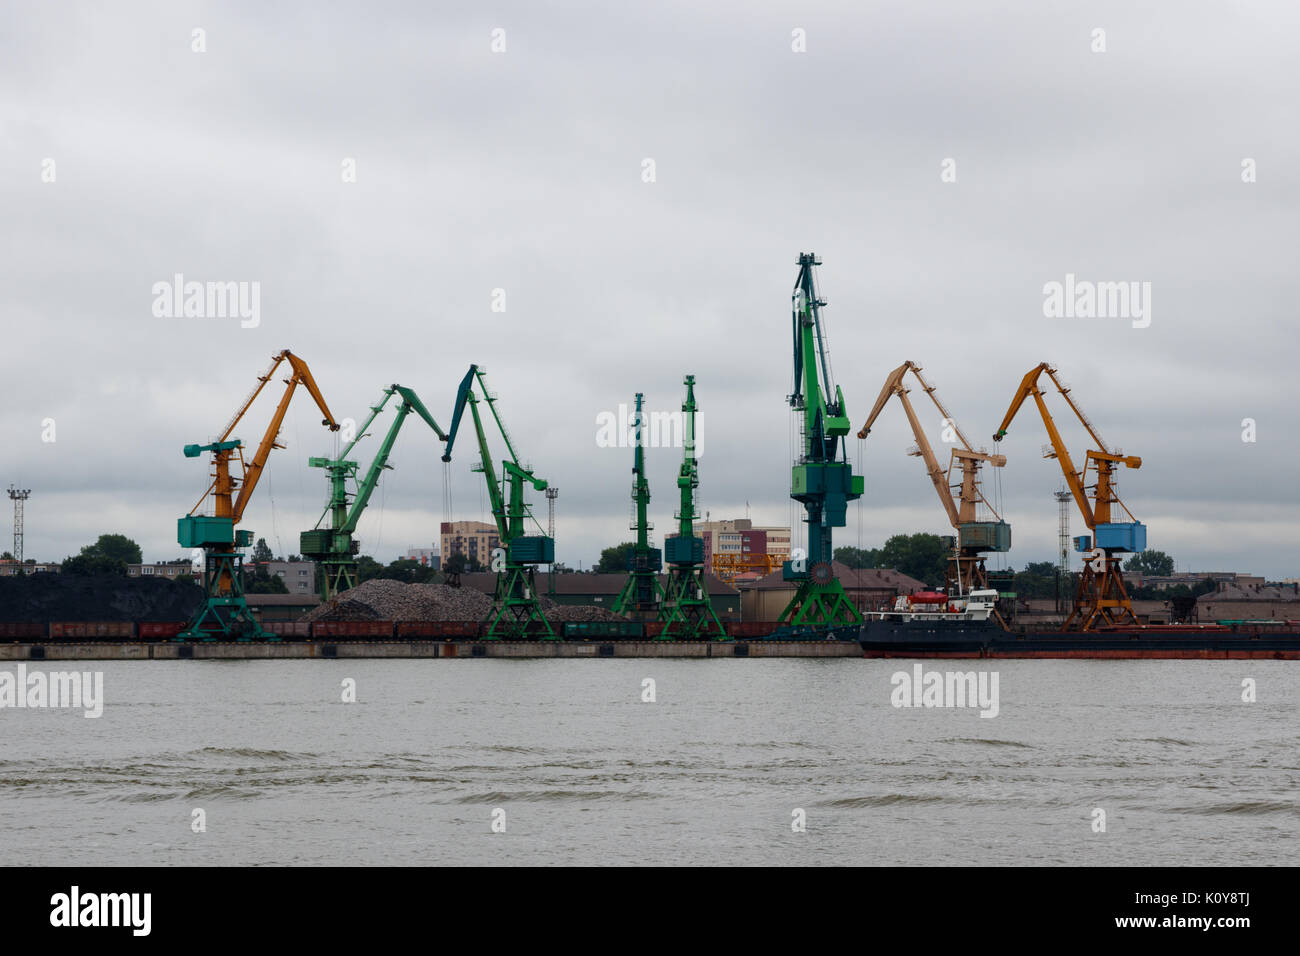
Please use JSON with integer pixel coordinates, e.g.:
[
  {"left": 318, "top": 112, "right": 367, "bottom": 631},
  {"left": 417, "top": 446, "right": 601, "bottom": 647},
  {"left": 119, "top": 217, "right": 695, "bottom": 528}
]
[{"left": 1, "top": 659, "right": 1296, "bottom": 866}]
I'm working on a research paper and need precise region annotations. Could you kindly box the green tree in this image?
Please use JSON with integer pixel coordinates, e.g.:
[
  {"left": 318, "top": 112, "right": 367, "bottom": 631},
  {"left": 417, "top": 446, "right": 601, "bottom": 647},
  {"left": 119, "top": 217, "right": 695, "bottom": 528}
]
[
  {"left": 1125, "top": 550, "right": 1175, "bottom": 576},
  {"left": 595, "top": 542, "right": 636, "bottom": 574},
  {"left": 355, "top": 555, "right": 385, "bottom": 583},
  {"left": 1011, "top": 561, "right": 1060, "bottom": 599},
  {"left": 242, "top": 537, "right": 286, "bottom": 592},
  {"left": 252, "top": 537, "right": 274, "bottom": 564},
  {"left": 92, "top": 534, "right": 142, "bottom": 565},
  {"left": 834, "top": 546, "right": 879, "bottom": 569},
  {"left": 61, "top": 533, "right": 143, "bottom": 575},
  {"left": 878, "top": 533, "right": 947, "bottom": 586},
  {"left": 377, "top": 558, "right": 437, "bottom": 584},
  {"left": 245, "top": 569, "right": 288, "bottom": 594}
]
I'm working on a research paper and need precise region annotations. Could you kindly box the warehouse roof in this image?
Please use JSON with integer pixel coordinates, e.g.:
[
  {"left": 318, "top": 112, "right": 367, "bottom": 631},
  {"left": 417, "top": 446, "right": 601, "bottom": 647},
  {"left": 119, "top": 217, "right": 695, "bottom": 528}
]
[
  {"left": 1198, "top": 583, "right": 1300, "bottom": 602},
  {"left": 745, "top": 561, "right": 926, "bottom": 593}
]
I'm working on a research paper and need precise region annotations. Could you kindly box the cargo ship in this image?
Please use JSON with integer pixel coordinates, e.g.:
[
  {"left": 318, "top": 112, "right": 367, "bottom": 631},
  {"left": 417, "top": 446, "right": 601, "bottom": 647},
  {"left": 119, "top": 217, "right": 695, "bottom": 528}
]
[{"left": 856, "top": 590, "right": 1300, "bottom": 659}]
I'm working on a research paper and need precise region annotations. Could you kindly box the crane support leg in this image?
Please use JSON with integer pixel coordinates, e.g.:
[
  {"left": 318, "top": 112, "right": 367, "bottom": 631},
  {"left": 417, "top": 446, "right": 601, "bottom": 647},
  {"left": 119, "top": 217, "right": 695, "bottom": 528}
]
[
  {"left": 484, "top": 565, "right": 555, "bottom": 639},
  {"left": 178, "top": 552, "right": 271, "bottom": 642},
  {"left": 660, "top": 567, "right": 725, "bottom": 640},
  {"left": 1066, "top": 555, "right": 1139, "bottom": 630},
  {"left": 778, "top": 579, "right": 859, "bottom": 629},
  {"left": 614, "top": 570, "right": 666, "bottom": 620}
]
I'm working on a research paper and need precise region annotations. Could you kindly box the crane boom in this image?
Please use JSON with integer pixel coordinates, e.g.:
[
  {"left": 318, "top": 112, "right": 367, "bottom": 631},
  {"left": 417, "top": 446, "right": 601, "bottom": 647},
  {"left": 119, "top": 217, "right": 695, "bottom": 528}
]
[
  {"left": 233, "top": 351, "right": 340, "bottom": 521},
  {"left": 304, "top": 380, "right": 464, "bottom": 601},
  {"left": 339, "top": 386, "right": 446, "bottom": 535},
  {"left": 467, "top": 388, "right": 507, "bottom": 541},
  {"left": 993, "top": 362, "right": 1139, "bottom": 531},
  {"left": 859, "top": 362, "right": 960, "bottom": 528},
  {"left": 1000, "top": 364, "right": 1092, "bottom": 526}
]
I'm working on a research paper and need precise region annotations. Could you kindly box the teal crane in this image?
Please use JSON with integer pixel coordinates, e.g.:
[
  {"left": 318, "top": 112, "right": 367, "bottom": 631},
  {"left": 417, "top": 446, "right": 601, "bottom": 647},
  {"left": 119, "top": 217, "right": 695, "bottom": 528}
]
[
  {"left": 660, "top": 375, "right": 725, "bottom": 640},
  {"left": 613, "top": 393, "right": 665, "bottom": 618},
  {"left": 781, "top": 253, "right": 864, "bottom": 628},
  {"left": 461, "top": 365, "right": 555, "bottom": 638},
  {"left": 301, "top": 384, "right": 456, "bottom": 600}
]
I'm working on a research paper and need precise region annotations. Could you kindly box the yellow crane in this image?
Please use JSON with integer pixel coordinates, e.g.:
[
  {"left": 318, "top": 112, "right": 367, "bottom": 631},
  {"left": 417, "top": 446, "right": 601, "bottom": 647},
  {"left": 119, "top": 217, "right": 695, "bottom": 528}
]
[
  {"left": 993, "top": 362, "right": 1145, "bottom": 630},
  {"left": 711, "top": 551, "right": 780, "bottom": 585},
  {"left": 178, "top": 350, "right": 340, "bottom": 640},
  {"left": 858, "top": 361, "right": 1010, "bottom": 596}
]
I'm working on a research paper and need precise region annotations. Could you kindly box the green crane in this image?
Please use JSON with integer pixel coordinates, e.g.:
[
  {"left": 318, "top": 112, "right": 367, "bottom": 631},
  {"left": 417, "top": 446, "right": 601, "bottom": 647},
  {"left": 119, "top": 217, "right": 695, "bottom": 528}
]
[
  {"left": 613, "top": 393, "right": 665, "bottom": 618},
  {"left": 300, "top": 384, "right": 454, "bottom": 600},
  {"left": 781, "top": 253, "right": 864, "bottom": 628},
  {"left": 660, "top": 375, "right": 725, "bottom": 640},
  {"left": 461, "top": 365, "right": 555, "bottom": 639}
]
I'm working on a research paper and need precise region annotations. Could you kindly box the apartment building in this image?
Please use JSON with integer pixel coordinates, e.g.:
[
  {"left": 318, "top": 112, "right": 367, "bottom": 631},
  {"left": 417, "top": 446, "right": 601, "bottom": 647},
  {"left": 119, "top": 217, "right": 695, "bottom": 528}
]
[{"left": 440, "top": 520, "right": 500, "bottom": 569}]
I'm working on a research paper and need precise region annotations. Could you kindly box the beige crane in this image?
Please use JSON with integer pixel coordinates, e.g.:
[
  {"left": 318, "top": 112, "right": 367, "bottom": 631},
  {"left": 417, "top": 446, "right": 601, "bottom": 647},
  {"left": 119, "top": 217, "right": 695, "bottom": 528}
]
[{"left": 858, "top": 361, "right": 1010, "bottom": 597}]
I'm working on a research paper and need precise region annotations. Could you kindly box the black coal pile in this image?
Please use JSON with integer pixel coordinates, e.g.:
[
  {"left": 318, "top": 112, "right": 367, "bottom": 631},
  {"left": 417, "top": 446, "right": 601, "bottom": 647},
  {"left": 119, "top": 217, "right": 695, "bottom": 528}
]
[{"left": 0, "top": 574, "right": 203, "bottom": 622}]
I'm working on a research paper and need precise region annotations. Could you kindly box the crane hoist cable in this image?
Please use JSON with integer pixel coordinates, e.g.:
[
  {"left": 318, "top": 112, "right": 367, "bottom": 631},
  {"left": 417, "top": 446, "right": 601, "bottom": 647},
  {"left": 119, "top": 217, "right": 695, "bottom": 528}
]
[{"left": 856, "top": 439, "right": 864, "bottom": 552}]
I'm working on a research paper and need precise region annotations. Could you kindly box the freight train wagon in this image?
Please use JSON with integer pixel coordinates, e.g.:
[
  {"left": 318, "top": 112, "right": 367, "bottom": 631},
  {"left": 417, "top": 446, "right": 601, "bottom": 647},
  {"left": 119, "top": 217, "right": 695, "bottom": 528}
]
[{"left": 7, "top": 620, "right": 787, "bottom": 642}]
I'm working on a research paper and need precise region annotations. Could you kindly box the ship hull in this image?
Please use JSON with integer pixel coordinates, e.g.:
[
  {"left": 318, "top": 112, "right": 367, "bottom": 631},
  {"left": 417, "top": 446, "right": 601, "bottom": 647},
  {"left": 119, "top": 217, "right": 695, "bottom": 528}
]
[{"left": 857, "top": 620, "right": 1300, "bottom": 659}]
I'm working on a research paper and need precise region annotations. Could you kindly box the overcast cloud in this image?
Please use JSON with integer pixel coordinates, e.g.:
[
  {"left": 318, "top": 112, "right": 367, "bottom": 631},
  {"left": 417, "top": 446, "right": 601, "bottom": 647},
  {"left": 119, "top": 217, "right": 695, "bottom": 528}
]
[{"left": 2, "top": 1, "right": 1297, "bottom": 578}]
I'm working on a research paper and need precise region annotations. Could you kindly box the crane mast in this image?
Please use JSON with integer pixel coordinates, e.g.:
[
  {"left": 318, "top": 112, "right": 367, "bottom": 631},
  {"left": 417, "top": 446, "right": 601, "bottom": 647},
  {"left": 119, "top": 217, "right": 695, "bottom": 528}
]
[
  {"left": 780, "top": 253, "right": 863, "bottom": 628},
  {"left": 993, "top": 362, "right": 1145, "bottom": 629},
  {"left": 613, "top": 393, "right": 666, "bottom": 618},
  {"left": 178, "top": 349, "right": 340, "bottom": 641},
  {"left": 302, "top": 384, "right": 458, "bottom": 601},
  {"left": 858, "top": 361, "right": 1010, "bottom": 597},
  {"left": 660, "top": 375, "right": 725, "bottom": 639}
]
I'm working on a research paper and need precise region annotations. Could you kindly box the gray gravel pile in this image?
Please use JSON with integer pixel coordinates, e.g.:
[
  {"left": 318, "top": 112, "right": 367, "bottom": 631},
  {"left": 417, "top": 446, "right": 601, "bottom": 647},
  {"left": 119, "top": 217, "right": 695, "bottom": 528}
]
[
  {"left": 538, "top": 599, "right": 629, "bottom": 622},
  {"left": 304, "top": 579, "right": 493, "bottom": 622}
]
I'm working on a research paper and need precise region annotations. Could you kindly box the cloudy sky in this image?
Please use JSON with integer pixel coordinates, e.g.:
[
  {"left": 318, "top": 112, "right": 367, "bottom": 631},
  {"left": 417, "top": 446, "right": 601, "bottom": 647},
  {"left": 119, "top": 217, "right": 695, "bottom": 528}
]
[{"left": 2, "top": 1, "right": 1297, "bottom": 578}]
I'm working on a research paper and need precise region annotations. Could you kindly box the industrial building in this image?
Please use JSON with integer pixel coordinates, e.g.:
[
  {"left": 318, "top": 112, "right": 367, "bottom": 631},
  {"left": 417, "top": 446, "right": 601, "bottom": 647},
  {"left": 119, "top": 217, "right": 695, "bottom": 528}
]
[
  {"left": 0, "top": 560, "right": 59, "bottom": 575},
  {"left": 739, "top": 563, "right": 926, "bottom": 623},
  {"left": 125, "top": 561, "right": 197, "bottom": 581},
  {"left": 406, "top": 547, "right": 440, "bottom": 570},
  {"left": 1197, "top": 581, "right": 1300, "bottom": 622},
  {"left": 686, "top": 519, "right": 792, "bottom": 565},
  {"left": 1128, "top": 571, "right": 1265, "bottom": 591}
]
